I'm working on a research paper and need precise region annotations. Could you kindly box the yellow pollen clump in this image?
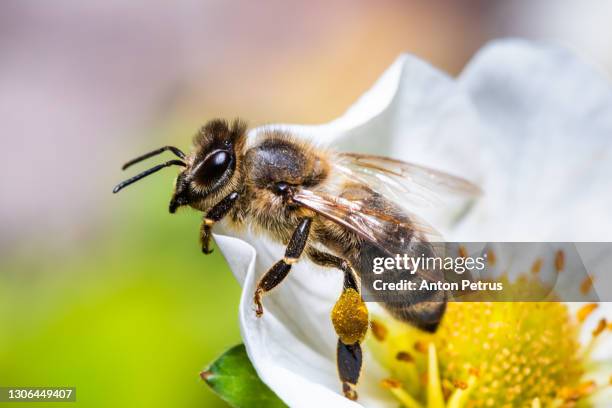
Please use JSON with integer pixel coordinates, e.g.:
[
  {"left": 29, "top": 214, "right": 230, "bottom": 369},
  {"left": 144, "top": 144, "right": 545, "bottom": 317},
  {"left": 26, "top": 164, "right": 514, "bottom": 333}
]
[{"left": 331, "top": 288, "right": 369, "bottom": 345}]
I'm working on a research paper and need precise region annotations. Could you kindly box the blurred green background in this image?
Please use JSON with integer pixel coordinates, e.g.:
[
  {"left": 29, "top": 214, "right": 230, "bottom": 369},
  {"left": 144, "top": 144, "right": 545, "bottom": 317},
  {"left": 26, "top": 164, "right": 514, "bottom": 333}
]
[
  {"left": 2, "top": 1, "right": 612, "bottom": 407},
  {"left": 0, "top": 161, "right": 242, "bottom": 407}
]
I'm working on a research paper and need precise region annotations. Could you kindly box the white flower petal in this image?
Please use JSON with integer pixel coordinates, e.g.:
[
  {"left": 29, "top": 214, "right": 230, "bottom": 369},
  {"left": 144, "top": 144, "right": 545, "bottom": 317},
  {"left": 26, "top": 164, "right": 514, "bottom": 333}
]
[
  {"left": 215, "top": 233, "right": 394, "bottom": 408},
  {"left": 455, "top": 39, "right": 612, "bottom": 241},
  {"left": 576, "top": 244, "right": 612, "bottom": 303},
  {"left": 573, "top": 302, "right": 612, "bottom": 358}
]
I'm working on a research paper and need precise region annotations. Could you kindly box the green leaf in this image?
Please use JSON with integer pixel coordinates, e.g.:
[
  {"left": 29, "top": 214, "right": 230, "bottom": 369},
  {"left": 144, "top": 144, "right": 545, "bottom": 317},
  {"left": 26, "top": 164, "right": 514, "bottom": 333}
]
[{"left": 201, "top": 344, "right": 287, "bottom": 408}]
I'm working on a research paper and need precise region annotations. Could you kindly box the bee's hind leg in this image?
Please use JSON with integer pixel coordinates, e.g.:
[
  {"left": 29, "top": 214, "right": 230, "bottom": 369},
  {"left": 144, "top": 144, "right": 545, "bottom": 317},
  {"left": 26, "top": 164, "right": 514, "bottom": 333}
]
[
  {"left": 337, "top": 340, "right": 362, "bottom": 401},
  {"left": 254, "top": 217, "right": 312, "bottom": 317},
  {"left": 307, "top": 249, "right": 368, "bottom": 401}
]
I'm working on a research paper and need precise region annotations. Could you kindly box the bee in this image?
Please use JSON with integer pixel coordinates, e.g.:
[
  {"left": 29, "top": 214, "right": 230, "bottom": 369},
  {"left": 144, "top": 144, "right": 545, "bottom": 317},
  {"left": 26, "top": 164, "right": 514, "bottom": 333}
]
[{"left": 113, "top": 119, "right": 480, "bottom": 400}]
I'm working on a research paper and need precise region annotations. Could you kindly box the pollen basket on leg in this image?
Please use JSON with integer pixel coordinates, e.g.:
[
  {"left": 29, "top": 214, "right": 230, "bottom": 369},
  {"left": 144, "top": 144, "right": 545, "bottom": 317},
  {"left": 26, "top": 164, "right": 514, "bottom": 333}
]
[{"left": 332, "top": 288, "right": 369, "bottom": 345}]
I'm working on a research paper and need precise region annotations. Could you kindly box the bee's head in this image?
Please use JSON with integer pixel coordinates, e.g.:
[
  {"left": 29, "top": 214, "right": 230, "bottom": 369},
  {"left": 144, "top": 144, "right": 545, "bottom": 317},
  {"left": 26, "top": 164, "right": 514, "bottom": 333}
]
[
  {"left": 113, "top": 119, "right": 247, "bottom": 214},
  {"left": 170, "top": 119, "right": 247, "bottom": 212}
]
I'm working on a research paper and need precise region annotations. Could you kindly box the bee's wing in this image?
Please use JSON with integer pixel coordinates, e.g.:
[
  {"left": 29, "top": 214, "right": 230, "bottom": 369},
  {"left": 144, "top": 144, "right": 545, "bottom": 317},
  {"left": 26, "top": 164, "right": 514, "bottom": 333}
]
[
  {"left": 292, "top": 188, "right": 445, "bottom": 285},
  {"left": 335, "top": 152, "right": 481, "bottom": 208},
  {"left": 292, "top": 188, "right": 440, "bottom": 255}
]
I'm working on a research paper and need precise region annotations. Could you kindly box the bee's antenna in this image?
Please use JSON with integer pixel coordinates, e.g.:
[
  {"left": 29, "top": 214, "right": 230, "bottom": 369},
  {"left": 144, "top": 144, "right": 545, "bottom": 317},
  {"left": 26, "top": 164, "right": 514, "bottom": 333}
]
[
  {"left": 113, "top": 160, "right": 186, "bottom": 194},
  {"left": 121, "top": 146, "right": 186, "bottom": 170}
]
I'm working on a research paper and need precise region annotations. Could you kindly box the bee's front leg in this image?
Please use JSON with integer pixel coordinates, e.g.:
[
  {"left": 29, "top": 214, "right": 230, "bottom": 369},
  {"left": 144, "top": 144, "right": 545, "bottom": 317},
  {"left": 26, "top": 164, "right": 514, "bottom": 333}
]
[
  {"left": 308, "top": 249, "right": 367, "bottom": 401},
  {"left": 253, "top": 217, "right": 312, "bottom": 317},
  {"left": 199, "top": 192, "right": 239, "bottom": 254}
]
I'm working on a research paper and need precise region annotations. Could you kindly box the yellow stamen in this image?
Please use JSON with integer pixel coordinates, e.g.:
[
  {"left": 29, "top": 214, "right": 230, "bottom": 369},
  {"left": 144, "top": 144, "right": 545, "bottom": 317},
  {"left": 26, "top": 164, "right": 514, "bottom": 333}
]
[
  {"left": 531, "top": 397, "right": 541, "bottom": 408},
  {"left": 414, "top": 341, "right": 428, "bottom": 354},
  {"left": 447, "top": 375, "right": 477, "bottom": 408},
  {"left": 427, "top": 343, "right": 444, "bottom": 408},
  {"left": 554, "top": 250, "right": 565, "bottom": 272},
  {"left": 486, "top": 249, "right": 496, "bottom": 266},
  {"left": 581, "top": 276, "right": 594, "bottom": 295},
  {"left": 557, "top": 380, "right": 597, "bottom": 402},
  {"left": 441, "top": 379, "right": 453, "bottom": 400},
  {"left": 577, "top": 303, "right": 598, "bottom": 323},
  {"left": 370, "top": 320, "right": 388, "bottom": 342},
  {"left": 581, "top": 318, "right": 612, "bottom": 360},
  {"left": 381, "top": 378, "right": 424, "bottom": 408},
  {"left": 531, "top": 258, "right": 543, "bottom": 274},
  {"left": 593, "top": 318, "right": 607, "bottom": 337},
  {"left": 589, "top": 380, "right": 612, "bottom": 399}
]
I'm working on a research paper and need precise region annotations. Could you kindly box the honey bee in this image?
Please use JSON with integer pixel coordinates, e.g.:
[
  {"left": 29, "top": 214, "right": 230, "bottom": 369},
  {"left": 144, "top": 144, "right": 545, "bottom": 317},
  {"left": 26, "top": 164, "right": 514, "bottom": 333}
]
[{"left": 113, "top": 119, "right": 480, "bottom": 400}]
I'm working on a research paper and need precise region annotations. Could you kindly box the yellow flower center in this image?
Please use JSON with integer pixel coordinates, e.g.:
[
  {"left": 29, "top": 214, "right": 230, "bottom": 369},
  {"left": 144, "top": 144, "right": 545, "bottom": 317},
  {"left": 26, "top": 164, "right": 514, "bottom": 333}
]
[
  {"left": 368, "top": 278, "right": 610, "bottom": 407},
  {"left": 439, "top": 302, "right": 581, "bottom": 406}
]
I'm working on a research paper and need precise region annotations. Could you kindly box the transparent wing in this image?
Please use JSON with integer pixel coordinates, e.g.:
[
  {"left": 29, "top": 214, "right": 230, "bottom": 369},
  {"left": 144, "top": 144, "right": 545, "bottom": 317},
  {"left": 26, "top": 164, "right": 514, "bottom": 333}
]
[
  {"left": 292, "top": 188, "right": 444, "bottom": 284},
  {"left": 335, "top": 152, "right": 481, "bottom": 208},
  {"left": 292, "top": 188, "right": 441, "bottom": 256}
]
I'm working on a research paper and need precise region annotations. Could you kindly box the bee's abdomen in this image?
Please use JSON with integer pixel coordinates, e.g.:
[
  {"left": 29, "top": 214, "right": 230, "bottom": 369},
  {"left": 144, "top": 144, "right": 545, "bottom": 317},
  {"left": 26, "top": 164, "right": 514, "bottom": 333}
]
[
  {"left": 379, "top": 291, "right": 447, "bottom": 333},
  {"left": 352, "top": 241, "right": 447, "bottom": 333}
]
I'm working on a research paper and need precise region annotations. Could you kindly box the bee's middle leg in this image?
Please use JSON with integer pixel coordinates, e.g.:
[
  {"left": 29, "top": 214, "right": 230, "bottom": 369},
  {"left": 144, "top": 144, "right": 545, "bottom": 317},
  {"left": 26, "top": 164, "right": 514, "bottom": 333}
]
[
  {"left": 308, "top": 249, "right": 368, "bottom": 401},
  {"left": 254, "top": 217, "right": 312, "bottom": 317}
]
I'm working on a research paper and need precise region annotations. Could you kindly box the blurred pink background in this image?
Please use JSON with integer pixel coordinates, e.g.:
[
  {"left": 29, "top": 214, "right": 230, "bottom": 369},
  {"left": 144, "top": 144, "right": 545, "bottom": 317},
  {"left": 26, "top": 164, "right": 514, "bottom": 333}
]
[{"left": 2, "top": 0, "right": 611, "bottom": 252}]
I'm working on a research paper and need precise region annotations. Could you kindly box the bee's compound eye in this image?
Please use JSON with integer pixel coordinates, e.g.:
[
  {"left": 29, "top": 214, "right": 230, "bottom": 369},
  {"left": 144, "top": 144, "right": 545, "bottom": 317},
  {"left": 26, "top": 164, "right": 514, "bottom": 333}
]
[
  {"left": 194, "top": 150, "right": 231, "bottom": 185},
  {"left": 273, "top": 182, "right": 290, "bottom": 195}
]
